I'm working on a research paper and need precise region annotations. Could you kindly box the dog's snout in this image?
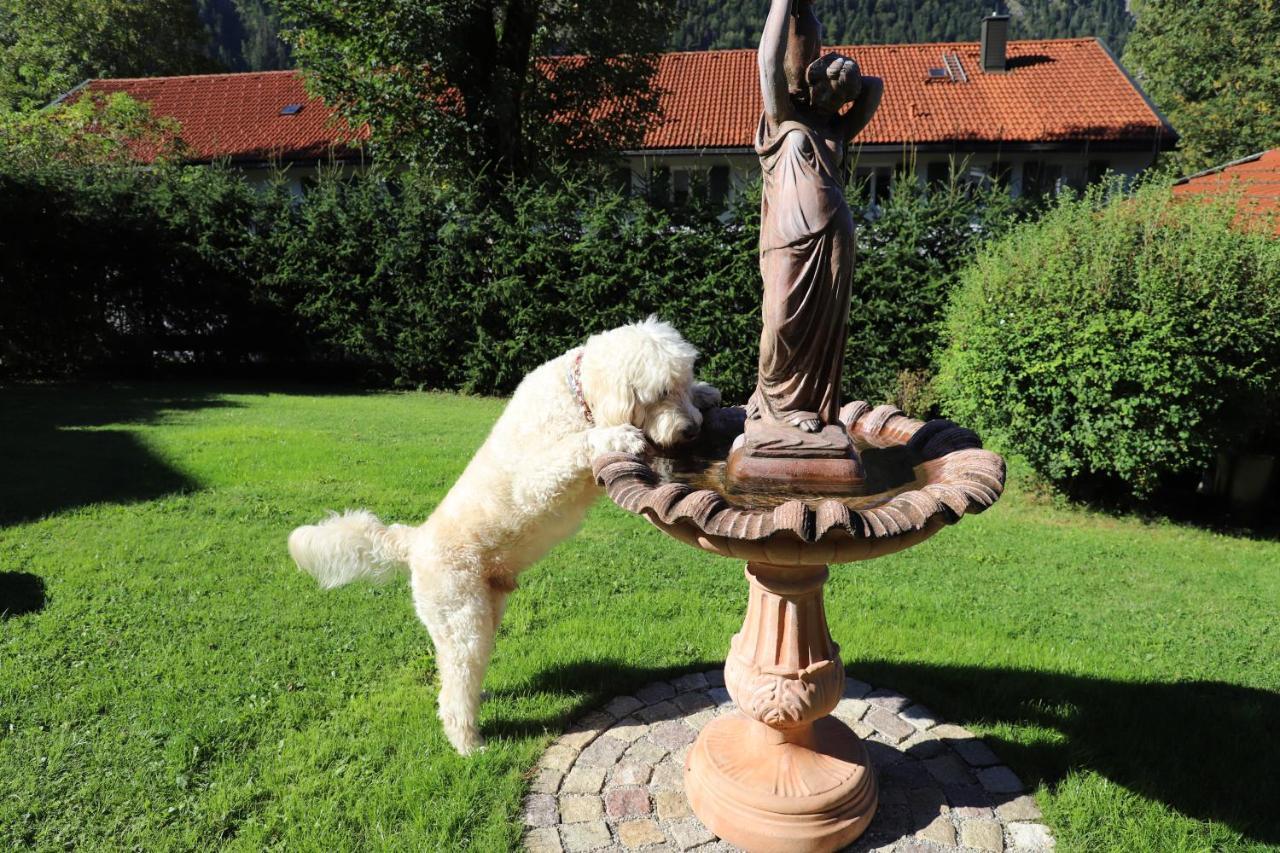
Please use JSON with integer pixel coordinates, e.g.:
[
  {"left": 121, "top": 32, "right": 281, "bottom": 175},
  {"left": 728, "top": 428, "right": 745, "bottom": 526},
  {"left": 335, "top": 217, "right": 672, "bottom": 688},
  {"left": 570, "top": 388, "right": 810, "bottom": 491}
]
[{"left": 680, "top": 423, "right": 700, "bottom": 442}]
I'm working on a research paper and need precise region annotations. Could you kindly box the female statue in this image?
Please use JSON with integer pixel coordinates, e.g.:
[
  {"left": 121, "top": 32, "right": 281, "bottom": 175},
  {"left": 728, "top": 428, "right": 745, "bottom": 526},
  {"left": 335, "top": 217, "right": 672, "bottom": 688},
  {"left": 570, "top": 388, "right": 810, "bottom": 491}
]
[{"left": 747, "top": 0, "right": 883, "bottom": 434}]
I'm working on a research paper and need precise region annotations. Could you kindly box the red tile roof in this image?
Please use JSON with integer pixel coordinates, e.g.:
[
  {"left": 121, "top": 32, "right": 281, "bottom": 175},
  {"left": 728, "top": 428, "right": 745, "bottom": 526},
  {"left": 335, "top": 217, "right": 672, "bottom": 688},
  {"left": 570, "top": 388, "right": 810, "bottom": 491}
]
[
  {"left": 640, "top": 38, "right": 1172, "bottom": 151},
  {"left": 1173, "top": 149, "right": 1280, "bottom": 235},
  {"left": 86, "top": 71, "right": 364, "bottom": 164},
  {"left": 81, "top": 37, "right": 1172, "bottom": 164}
]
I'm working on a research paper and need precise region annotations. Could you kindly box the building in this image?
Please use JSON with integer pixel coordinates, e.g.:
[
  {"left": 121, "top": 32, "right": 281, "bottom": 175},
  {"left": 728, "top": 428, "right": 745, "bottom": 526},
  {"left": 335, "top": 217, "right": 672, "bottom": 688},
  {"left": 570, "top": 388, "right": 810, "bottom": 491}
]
[
  {"left": 70, "top": 18, "right": 1174, "bottom": 199},
  {"left": 1173, "top": 149, "right": 1280, "bottom": 235}
]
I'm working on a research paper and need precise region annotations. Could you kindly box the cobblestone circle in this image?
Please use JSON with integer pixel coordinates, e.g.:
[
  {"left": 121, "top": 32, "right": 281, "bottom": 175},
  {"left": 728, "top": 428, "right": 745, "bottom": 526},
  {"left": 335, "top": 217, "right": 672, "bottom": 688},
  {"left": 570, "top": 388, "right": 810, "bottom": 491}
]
[{"left": 522, "top": 670, "right": 1054, "bottom": 853}]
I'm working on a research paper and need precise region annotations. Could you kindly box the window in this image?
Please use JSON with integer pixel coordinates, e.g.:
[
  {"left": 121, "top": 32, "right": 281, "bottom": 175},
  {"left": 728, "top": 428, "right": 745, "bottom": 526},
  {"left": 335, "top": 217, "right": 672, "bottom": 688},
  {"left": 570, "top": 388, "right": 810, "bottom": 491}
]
[
  {"left": 709, "top": 166, "right": 731, "bottom": 205},
  {"left": 613, "top": 167, "right": 633, "bottom": 194},
  {"left": 927, "top": 159, "right": 951, "bottom": 188},
  {"left": 1088, "top": 160, "right": 1111, "bottom": 184},
  {"left": 673, "top": 169, "right": 691, "bottom": 206},
  {"left": 1023, "top": 161, "right": 1062, "bottom": 197}
]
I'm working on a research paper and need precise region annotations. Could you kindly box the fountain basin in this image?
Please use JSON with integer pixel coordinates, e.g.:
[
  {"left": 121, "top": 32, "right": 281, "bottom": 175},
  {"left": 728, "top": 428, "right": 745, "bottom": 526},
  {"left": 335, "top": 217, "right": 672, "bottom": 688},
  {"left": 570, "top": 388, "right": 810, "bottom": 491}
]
[{"left": 593, "top": 400, "right": 1006, "bottom": 567}]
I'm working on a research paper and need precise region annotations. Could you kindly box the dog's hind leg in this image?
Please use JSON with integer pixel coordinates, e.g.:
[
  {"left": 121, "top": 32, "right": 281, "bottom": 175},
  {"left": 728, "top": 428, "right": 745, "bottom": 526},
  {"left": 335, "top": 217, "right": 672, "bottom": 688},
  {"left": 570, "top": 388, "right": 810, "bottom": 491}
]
[{"left": 410, "top": 568, "right": 499, "bottom": 755}]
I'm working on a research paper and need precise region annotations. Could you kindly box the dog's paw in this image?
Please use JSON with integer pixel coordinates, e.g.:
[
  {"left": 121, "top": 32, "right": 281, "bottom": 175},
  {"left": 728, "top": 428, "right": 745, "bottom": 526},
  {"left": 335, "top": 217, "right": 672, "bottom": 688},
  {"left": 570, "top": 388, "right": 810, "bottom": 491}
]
[
  {"left": 442, "top": 718, "right": 485, "bottom": 755},
  {"left": 588, "top": 424, "right": 648, "bottom": 457},
  {"left": 692, "top": 381, "right": 722, "bottom": 411}
]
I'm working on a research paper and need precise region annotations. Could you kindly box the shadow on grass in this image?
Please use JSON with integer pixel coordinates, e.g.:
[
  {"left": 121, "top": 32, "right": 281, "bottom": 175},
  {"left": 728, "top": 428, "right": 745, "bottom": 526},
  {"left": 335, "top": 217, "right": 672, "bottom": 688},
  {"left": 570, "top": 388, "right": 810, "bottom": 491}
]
[
  {"left": 496, "top": 659, "right": 1280, "bottom": 844},
  {"left": 0, "top": 383, "right": 236, "bottom": 527},
  {"left": 0, "top": 572, "right": 46, "bottom": 617}
]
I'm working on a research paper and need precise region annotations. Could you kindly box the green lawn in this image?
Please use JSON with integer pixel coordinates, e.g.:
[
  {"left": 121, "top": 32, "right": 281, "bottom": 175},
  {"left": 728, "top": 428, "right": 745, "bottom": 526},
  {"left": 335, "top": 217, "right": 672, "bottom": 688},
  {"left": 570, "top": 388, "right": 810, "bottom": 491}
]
[{"left": 1, "top": 384, "right": 1277, "bottom": 852}]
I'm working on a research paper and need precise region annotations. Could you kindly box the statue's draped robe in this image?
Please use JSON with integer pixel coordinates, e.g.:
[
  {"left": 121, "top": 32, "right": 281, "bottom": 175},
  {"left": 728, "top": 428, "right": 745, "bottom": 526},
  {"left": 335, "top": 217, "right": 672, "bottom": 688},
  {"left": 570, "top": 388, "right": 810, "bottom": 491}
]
[{"left": 747, "top": 113, "right": 855, "bottom": 428}]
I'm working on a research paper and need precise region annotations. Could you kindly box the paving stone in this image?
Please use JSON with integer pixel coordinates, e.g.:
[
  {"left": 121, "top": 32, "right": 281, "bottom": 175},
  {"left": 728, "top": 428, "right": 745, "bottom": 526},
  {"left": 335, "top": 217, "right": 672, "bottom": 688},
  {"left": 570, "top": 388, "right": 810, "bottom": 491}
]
[
  {"left": 540, "top": 745, "right": 580, "bottom": 772},
  {"left": 637, "top": 701, "right": 681, "bottom": 724},
  {"left": 524, "top": 793, "right": 559, "bottom": 827},
  {"left": 952, "top": 737, "right": 1002, "bottom": 767},
  {"left": 923, "top": 754, "right": 976, "bottom": 787},
  {"left": 612, "top": 762, "right": 654, "bottom": 786},
  {"left": 649, "top": 720, "right": 697, "bottom": 750},
  {"left": 899, "top": 732, "right": 947, "bottom": 760},
  {"left": 916, "top": 814, "right": 957, "bottom": 847},
  {"left": 703, "top": 669, "right": 725, "bottom": 687},
  {"left": 945, "top": 783, "right": 994, "bottom": 818},
  {"left": 865, "top": 706, "right": 915, "bottom": 743},
  {"left": 961, "top": 817, "right": 1005, "bottom": 851},
  {"left": 899, "top": 703, "right": 940, "bottom": 730},
  {"left": 649, "top": 762, "right": 685, "bottom": 790},
  {"left": 605, "top": 786, "right": 651, "bottom": 819},
  {"left": 977, "top": 765, "right": 1023, "bottom": 794},
  {"left": 560, "top": 820, "right": 612, "bottom": 852},
  {"left": 607, "top": 718, "right": 648, "bottom": 744},
  {"left": 624, "top": 739, "right": 669, "bottom": 765},
  {"left": 1008, "top": 822, "right": 1056, "bottom": 849},
  {"left": 524, "top": 826, "right": 564, "bottom": 853},
  {"left": 833, "top": 697, "right": 869, "bottom": 722},
  {"left": 672, "top": 672, "right": 708, "bottom": 693},
  {"left": 654, "top": 789, "right": 693, "bottom": 820},
  {"left": 930, "top": 723, "right": 976, "bottom": 741},
  {"left": 843, "top": 678, "right": 873, "bottom": 698},
  {"left": 636, "top": 682, "right": 676, "bottom": 705},
  {"left": 578, "top": 736, "right": 627, "bottom": 768},
  {"left": 686, "top": 709, "right": 717, "bottom": 730},
  {"left": 605, "top": 696, "right": 645, "bottom": 718},
  {"left": 864, "top": 688, "right": 912, "bottom": 713},
  {"left": 530, "top": 767, "right": 564, "bottom": 795},
  {"left": 673, "top": 692, "right": 714, "bottom": 714},
  {"left": 995, "top": 794, "right": 1043, "bottom": 821},
  {"left": 561, "top": 767, "right": 607, "bottom": 795},
  {"left": 667, "top": 817, "right": 715, "bottom": 850},
  {"left": 616, "top": 819, "right": 667, "bottom": 849},
  {"left": 559, "top": 795, "right": 604, "bottom": 824},
  {"left": 534, "top": 674, "right": 1053, "bottom": 853}
]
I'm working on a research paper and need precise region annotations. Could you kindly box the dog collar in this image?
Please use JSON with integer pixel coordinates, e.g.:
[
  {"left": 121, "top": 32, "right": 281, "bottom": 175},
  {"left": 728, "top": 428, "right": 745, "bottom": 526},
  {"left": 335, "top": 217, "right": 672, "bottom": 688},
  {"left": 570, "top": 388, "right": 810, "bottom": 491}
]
[{"left": 567, "top": 351, "right": 593, "bottom": 425}]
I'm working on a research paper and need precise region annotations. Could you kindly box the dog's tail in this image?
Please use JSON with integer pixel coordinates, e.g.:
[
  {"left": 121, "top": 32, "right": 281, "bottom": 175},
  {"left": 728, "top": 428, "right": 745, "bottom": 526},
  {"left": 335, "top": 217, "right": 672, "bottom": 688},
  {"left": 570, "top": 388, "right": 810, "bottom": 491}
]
[{"left": 288, "top": 510, "right": 415, "bottom": 589}]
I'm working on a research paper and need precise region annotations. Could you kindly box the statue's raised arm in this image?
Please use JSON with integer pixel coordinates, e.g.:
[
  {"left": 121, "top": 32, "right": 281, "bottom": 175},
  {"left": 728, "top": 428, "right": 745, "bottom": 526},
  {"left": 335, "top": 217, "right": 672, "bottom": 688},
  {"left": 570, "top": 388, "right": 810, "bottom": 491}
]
[{"left": 758, "top": 0, "right": 798, "bottom": 124}]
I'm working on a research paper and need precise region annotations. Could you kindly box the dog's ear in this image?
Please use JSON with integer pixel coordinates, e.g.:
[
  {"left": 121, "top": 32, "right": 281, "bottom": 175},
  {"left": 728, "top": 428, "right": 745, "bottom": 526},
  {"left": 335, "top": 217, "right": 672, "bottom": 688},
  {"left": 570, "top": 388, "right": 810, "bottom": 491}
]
[{"left": 579, "top": 340, "right": 640, "bottom": 426}]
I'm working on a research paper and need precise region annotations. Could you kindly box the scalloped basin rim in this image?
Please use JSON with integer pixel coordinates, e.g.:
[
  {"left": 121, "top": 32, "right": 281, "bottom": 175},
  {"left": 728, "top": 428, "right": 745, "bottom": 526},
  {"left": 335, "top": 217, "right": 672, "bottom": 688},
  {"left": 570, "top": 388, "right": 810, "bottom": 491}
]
[{"left": 593, "top": 401, "right": 1006, "bottom": 565}]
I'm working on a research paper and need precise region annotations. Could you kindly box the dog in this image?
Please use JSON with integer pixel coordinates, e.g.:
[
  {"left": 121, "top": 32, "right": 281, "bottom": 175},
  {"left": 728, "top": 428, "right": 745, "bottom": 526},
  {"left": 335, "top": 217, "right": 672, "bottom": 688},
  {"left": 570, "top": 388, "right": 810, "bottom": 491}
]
[{"left": 288, "top": 318, "right": 721, "bottom": 753}]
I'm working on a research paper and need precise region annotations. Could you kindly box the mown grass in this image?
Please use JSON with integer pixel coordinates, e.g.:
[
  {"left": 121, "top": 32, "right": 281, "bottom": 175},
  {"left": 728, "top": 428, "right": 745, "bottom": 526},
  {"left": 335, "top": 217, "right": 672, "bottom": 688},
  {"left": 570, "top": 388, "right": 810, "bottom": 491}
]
[{"left": 1, "top": 384, "right": 1277, "bottom": 852}]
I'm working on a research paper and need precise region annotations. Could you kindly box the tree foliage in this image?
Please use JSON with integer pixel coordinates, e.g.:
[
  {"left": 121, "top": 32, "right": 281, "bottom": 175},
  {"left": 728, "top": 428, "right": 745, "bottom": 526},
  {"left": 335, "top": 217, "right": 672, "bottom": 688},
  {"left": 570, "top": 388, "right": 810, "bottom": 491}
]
[
  {"left": 936, "top": 179, "right": 1280, "bottom": 501},
  {"left": 1123, "top": 0, "right": 1280, "bottom": 173},
  {"left": 0, "top": 0, "right": 219, "bottom": 110},
  {"left": 672, "top": 0, "right": 1134, "bottom": 53},
  {"left": 197, "top": 0, "right": 292, "bottom": 71},
  {"left": 276, "top": 0, "right": 677, "bottom": 184}
]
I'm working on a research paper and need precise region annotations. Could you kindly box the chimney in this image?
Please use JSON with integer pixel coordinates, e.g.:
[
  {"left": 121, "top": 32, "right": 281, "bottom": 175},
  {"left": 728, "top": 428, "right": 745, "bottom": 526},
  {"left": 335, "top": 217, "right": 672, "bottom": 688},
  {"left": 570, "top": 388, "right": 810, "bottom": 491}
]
[{"left": 981, "top": 7, "right": 1010, "bottom": 74}]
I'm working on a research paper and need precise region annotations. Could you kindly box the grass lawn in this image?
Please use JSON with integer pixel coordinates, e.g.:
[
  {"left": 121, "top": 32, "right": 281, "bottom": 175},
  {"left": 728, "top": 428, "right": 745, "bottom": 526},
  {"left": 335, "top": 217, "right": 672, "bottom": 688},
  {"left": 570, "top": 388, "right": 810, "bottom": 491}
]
[{"left": 1, "top": 383, "right": 1277, "bottom": 852}]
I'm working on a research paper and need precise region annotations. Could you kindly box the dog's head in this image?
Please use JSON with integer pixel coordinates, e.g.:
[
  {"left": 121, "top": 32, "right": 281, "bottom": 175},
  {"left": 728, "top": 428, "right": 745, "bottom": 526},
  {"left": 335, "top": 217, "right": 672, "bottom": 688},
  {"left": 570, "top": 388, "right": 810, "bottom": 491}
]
[{"left": 580, "top": 317, "right": 703, "bottom": 447}]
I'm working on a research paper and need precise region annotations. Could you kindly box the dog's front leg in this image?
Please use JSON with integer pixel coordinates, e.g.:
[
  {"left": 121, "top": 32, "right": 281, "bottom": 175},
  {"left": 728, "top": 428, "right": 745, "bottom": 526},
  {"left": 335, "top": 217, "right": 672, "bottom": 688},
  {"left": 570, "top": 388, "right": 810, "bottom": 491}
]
[{"left": 512, "top": 426, "right": 646, "bottom": 508}]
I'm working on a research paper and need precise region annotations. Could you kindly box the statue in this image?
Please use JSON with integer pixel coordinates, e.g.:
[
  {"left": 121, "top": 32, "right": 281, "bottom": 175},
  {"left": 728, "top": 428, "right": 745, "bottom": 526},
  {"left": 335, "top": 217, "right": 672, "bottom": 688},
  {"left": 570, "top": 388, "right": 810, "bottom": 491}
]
[{"left": 728, "top": 0, "right": 883, "bottom": 492}]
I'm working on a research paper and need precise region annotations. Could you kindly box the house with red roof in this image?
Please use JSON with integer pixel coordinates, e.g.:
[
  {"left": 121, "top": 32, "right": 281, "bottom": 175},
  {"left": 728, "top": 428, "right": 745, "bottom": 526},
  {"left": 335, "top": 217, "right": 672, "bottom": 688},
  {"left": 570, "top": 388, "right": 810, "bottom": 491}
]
[
  {"left": 65, "top": 13, "right": 1174, "bottom": 200},
  {"left": 1173, "top": 149, "right": 1280, "bottom": 235}
]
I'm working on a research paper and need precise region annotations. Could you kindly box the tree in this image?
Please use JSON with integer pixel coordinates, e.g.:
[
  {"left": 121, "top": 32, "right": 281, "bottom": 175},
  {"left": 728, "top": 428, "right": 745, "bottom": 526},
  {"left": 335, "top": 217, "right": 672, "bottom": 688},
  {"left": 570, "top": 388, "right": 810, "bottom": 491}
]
[
  {"left": 0, "top": 0, "right": 220, "bottom": 110},
  {"left": 1124, "top": 0, "right": 1280, "bottom": 173},
  {"left": 197, "top": 0, "right": 293, "bottom": 71},
  {"left": 0, "top": 91, "right": 184, "bottom": 169},
  {"left": 277, "top": 0, "right": 677, "bottom": 186}
]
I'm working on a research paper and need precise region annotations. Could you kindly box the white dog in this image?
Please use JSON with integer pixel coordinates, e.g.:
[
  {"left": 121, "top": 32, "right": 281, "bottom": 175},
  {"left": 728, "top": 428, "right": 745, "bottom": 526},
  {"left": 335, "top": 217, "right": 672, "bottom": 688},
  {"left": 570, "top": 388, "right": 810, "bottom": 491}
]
[{"left": 288, "top": 318, "right": 720, "bottom": 754}]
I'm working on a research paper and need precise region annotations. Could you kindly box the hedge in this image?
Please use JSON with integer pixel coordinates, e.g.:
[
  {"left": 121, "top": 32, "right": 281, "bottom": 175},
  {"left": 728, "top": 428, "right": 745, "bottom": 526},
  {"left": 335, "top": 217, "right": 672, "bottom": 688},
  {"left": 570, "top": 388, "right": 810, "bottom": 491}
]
[
  {"left": 935, "top": 179, "right": 1280, "bottom": 499},
  {"left": 1, "top": 160, "right": 1016, "bottom": 405}
]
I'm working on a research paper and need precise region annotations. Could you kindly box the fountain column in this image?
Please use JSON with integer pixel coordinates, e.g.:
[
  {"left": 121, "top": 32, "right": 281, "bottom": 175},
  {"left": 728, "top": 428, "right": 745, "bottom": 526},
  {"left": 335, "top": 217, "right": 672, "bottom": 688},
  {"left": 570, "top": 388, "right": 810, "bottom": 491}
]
[{"left": 684, "top": 562, "right": 877, "bottom": 852}]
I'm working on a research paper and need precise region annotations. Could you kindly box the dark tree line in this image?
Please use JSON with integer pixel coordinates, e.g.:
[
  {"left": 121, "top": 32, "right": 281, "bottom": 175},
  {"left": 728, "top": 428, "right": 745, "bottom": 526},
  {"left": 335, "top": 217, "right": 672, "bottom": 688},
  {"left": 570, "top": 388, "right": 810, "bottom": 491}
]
[{"left": 672, "top": 0, "right": 1134, "bottom": 53}]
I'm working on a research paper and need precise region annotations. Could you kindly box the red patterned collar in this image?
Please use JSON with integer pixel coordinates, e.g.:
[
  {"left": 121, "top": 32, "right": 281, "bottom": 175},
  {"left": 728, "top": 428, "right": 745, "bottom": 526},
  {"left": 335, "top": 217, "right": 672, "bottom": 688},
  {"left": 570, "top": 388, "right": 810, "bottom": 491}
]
[{"left": 567, "top": 350, "right": 593, "bottom": 425}]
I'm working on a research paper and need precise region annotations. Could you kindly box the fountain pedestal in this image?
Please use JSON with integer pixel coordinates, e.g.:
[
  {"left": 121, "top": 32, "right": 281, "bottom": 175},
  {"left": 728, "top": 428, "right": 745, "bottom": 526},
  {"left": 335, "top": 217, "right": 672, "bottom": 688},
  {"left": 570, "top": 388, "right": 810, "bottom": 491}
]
[{"left": 685, "top": 562, "right": 876, "bottom": 853}]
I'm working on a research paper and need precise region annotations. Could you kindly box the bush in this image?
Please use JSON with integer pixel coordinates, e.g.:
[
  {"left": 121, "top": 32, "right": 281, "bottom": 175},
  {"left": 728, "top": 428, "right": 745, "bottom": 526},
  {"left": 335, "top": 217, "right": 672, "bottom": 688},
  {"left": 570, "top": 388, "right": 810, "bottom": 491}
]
[
  {"left": 1, "top": 157, "right": 1018, "bottom": 402},
  {"left": 935, "top": 179, "right": 1280, "bottom": 499}
]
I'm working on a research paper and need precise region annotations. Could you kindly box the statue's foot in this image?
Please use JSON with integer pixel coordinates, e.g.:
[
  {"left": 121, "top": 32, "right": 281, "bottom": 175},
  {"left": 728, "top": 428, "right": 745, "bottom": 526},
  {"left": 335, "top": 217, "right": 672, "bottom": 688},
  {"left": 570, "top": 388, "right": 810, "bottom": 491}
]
[{"left": 798, "top": 417, "right": 822, "bottom": 433}]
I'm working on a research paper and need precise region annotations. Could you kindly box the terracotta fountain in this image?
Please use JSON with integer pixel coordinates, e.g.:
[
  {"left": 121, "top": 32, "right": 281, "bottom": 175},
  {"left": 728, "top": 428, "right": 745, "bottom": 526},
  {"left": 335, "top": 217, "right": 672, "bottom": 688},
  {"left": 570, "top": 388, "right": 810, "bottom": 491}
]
[{"left": 590, "top": 2, "right": 1006, "bottom": 851}]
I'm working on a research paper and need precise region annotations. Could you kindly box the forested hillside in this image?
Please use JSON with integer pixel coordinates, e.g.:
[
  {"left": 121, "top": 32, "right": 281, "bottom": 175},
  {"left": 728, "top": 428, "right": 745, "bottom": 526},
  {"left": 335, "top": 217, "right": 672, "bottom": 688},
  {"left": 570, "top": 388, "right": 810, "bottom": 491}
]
[
  {"left": 196, "top": 0, "right": 291, "bottom": 71},
  {"left": 672, "top": 0, "right": 1134, "bottom": 54}
]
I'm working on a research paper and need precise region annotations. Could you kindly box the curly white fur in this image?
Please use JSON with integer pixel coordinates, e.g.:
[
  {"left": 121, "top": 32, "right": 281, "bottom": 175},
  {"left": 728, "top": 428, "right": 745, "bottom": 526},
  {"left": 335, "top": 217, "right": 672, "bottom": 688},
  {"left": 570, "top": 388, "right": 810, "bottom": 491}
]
[{"left": 288, "top": 318, "right": 720, "bottom": 754}]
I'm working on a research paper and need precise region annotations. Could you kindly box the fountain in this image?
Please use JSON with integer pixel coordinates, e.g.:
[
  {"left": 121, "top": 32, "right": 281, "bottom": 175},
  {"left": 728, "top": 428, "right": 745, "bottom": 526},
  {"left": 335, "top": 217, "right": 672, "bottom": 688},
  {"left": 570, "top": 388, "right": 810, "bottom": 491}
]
[{"left": 590, "top": 1, "right": 1006, "bottom": 850}]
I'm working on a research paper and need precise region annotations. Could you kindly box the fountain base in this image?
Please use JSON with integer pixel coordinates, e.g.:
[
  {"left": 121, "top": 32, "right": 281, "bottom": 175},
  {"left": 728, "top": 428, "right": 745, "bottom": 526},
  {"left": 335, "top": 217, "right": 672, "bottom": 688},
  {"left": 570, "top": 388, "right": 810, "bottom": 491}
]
[
  {"left": 685, "top": 713, "right": 877, "bottom": 853},
  {"left": 725, "top": 421, "right": 865, "bottom": 495}
]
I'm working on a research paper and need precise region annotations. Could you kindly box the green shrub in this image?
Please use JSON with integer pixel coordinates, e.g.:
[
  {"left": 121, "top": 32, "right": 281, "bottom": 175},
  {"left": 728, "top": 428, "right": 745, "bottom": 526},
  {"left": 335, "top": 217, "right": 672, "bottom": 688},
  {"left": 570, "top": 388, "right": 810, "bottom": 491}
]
[{"left": 936, "top": 179, "right": 1280, "bottom": 499}]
